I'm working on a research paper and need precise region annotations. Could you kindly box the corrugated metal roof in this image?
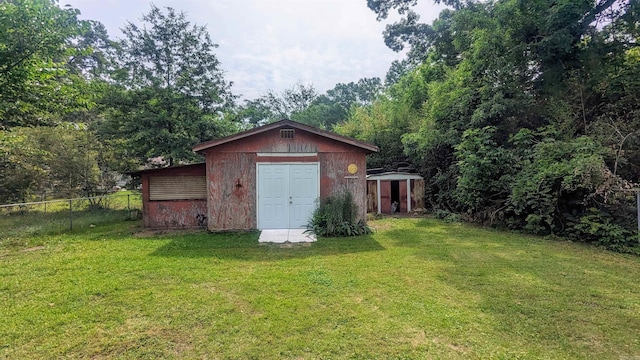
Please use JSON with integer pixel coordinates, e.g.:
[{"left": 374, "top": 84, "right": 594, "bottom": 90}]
[{"left": 366, "top": 172, "right": 423, "bottom": 181}]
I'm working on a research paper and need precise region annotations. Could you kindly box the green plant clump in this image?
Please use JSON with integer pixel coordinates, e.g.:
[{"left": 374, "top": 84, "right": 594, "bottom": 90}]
[{"left": 306, "top": 191, "right": 372, "bottom": 237}]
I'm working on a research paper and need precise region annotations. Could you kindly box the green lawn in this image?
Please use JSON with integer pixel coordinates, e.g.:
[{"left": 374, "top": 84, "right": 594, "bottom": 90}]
[
  {"left": 1, "top": 217, "right": 639, "bottom": 359},
  {"left": 0, "top": 191, "right": 141, "bottom": 243}
]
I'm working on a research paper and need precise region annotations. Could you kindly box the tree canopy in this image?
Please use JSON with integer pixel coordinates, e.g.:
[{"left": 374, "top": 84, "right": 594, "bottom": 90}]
[
  {"left": 338, "top": 0, "right": 640, "bottom": 249},
  {"left": 0, "top": 0, "right": 97, "bottom": 128},
  {"left": 0, "top": 1, "right": 239, "bottom": 201},
  {"left": 99, "top": 5, "right": 237, "bottom": 167}
]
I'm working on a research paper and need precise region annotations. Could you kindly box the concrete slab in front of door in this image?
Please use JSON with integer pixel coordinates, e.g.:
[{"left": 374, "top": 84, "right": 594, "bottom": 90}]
[{"left": 258, "top": 229, "right": 317, "bottom": 243}]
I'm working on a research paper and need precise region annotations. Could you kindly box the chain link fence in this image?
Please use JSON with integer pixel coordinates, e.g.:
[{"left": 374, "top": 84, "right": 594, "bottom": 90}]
[{"left": 0, "top": 192, "right": 142, "bottom": 241}]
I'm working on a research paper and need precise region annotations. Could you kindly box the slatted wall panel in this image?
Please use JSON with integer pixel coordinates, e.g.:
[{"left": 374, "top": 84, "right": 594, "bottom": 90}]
[{"left": 149, "top": 176, "right": 207, "bottom": 200}]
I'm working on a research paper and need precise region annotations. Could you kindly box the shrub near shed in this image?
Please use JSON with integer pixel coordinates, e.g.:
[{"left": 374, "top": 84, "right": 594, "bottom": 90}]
[{"left": 307, "top": 191, "right": 372, "bottom": 237}]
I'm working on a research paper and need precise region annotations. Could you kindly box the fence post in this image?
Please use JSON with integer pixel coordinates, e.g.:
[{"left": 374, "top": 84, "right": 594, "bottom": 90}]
[
  {"left": 69, "top": 199, "right": 73, "bottom": 230},
  {"left": 637, "top": 191, "right": 639, "bottom": 242}
]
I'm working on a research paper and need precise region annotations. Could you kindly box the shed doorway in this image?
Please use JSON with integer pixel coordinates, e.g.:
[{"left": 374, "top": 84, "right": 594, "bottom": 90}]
[
  {"left": 257, "top": 163, "right": 319, "bottom": 229},
  {"left": 390, "top": 180, "right": 400, "bottom": 212}
]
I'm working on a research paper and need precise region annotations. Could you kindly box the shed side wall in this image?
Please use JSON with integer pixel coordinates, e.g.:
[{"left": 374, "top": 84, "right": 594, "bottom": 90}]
[
  {"left": 141, "top": 164, "right": 207, "bottom": 229},
  {"left": 144, "top": 200, "right": 207, "bottom": 229}
]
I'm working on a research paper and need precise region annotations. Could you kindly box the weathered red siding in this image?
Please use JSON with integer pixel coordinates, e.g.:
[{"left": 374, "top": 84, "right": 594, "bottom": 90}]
[
  {"left": 318, "top": 152, "right": 368, "bottom": 220},
  {"left": 140, "top": 164, "right": 208, "bottom": 229},
  {"left": 399, "top": 180, "right": 408, "bottom": 213},
  {"left": 379, "top": 181, "right": 391, "bottom": 213},
  {"left": 201, "top": 127, "right": 369, "bottom": 231},
  {"left": 205, "top": 152, "right": 257, "bottom": 230},
  {"left": 144, "top": 200, "right": 207, "bottom": 229}
]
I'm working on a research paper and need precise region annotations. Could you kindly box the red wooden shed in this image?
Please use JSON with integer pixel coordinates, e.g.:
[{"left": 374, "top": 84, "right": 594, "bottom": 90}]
[{"left": 137, "top": 120, "right": 378, "bottom": 231}]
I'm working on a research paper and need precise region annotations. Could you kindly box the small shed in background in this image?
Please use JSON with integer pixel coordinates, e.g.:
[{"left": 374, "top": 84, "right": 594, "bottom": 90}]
[{"left": 367, "top": 172, "right": 424, "bottom": 214}]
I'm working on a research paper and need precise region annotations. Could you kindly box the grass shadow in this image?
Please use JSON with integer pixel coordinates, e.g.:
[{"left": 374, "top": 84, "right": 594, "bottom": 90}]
[{"left": 149, "top": 231, "right": 385, "bottom": 260}]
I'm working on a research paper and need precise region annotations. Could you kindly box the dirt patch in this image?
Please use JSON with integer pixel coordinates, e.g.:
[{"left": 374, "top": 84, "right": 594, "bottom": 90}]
[
  {"left": 133, "top": 229, "right": 207, "bottom": 238},
  {"left": 21, "top": 246, "right": 45, "bottom": 252},
  {"left": 432, "top": 336, "right": 469, "bottom": 354}
]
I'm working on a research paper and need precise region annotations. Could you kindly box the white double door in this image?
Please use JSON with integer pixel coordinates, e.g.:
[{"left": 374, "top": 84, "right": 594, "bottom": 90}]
[{"left": 257, "top": 163, "right": 319, "bottom": 229}]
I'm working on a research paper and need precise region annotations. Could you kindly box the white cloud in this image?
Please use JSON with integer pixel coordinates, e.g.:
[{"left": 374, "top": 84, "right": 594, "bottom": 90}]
[{"left": 65, "top": 0, "right": 446, "bottom": 100}]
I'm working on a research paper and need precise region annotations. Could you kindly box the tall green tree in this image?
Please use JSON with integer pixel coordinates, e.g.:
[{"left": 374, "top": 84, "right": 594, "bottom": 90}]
[
  {"left": 0, "top": 0, "right": 97, "bottom": 128},
  {"left": 101, "top": 5, "right": 236, "bottom": 167}
]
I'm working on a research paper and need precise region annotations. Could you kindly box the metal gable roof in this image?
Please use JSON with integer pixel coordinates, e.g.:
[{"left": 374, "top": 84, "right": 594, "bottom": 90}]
[
  {"left": 192, "top": 119, "right": 379, "bottom": 153},
  {"left": 366, "top": 172, "right": 423, "bottom": 181}
]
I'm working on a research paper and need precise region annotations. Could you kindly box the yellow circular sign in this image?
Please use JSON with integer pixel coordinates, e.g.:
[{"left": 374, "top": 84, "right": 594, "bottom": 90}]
[{"left": 348, "top": 163, "right": 358, "bottom": 174}]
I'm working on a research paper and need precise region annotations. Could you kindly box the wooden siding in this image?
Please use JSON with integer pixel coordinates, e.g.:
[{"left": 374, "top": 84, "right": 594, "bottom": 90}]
[
  {"left": 149, "top": 176, "right": 206, "bottom": 200},
  {"left": 380, "top": 181, "right": 391, "bottom": 213},
  {"left": 319, "top": 152, "right": 368, "bottom": 221},
  {"left": 399, "top": 180, "right": 407, "bottom": 213},
  {"left": 144, "top": 200, "right": 207, "bottom": 229},
  {"left": 193, "top": 119, "right": 377, "bottom": 153},
  {"left": 201, "top": 127, "right": 369, "bottom": 154},
  {"left": 367, "top": 181, "right": 377, "bottom": 213},
  {"left": 206, "top": 152, "right": 257, "bottom": 230},
  {"left": 411, "top": 179, "right": 425, "bottom": 209},
  {"left": 202, "top": 128, "right": 369, "bottom": 231}
]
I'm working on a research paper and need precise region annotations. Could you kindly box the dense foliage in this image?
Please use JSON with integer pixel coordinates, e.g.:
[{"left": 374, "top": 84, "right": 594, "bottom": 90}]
[
  {"left": 0, "top": 1, "right": 237, "bottom": 201},
  {"left": 337, "top": 0, "right": 640, "bottom": 249}
]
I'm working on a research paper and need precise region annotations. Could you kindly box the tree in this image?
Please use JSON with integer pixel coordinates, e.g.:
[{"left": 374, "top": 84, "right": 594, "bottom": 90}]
[
  {"left": 0, "top": 0, "right": 95, "bottom": 128},
  {"left": 292, "top": 78, "right": 384, "bottom": 128},
  {"left": 234, "top": 83, "right": 318, "bottom": 126},
  {"left": 67, "top": 20, "right": 117, "bottom": 79},
  {"left": 0, "top": 124, "right": 112, "bottom": 204},
  {"left": 0, "top": 130, "right": 46, "bottom": 203},
  {"left": 100, "top": 5, "right": 237, "bottom": 167}
]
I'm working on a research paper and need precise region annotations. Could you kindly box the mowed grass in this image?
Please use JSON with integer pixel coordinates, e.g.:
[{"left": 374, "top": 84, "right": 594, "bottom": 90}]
[{"left": 1, "top": 217, "right": 639, "bottom": 359}]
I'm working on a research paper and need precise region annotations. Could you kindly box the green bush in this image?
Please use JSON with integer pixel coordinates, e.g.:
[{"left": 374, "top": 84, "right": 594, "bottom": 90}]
[
  {"left": 433, "top": 209, "right": 463, "bottom": 223},
  {"left": 306, "top": 191, "right": 372, "bottom": 237},
  {"left": 565, "top": 208, "right": 634, "bottom": 250}
]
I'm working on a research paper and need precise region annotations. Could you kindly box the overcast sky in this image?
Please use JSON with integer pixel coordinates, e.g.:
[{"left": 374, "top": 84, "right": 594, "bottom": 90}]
[{"left": 64, "top": 0, "right": 445, "bottom": 100}]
